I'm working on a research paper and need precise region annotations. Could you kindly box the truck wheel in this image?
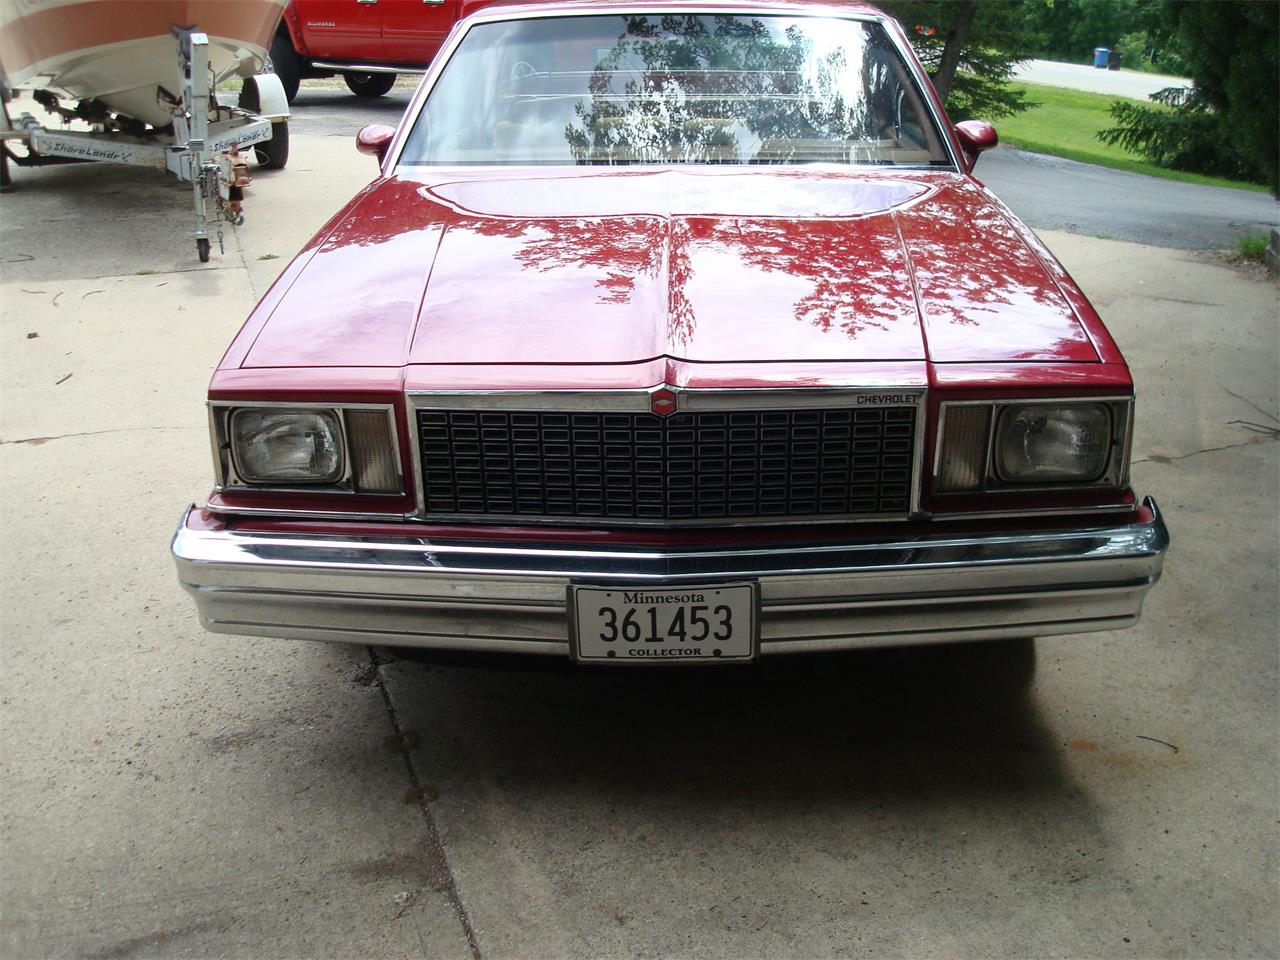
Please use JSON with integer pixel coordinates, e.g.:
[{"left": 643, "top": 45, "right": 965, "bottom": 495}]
[
  {"left": 269, "top": 32, "right": 301, "bottom": 103},
  {"left": 344, "top": 72, "right": 396, "bottom": 98},
  {"left": 0, "top": 79, "right": 13, "bottom": 192},
  {"left": 197, "top": 238, "right": 211, "bottom": 262},
  {"left": 255, "top": 119, "right": 289, "bottom": 170}
]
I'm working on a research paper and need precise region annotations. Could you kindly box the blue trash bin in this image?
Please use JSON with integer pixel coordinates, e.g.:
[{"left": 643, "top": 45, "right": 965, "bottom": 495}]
[{"left": 1093, "top": 47, "right": 1109, "bottom": 68}]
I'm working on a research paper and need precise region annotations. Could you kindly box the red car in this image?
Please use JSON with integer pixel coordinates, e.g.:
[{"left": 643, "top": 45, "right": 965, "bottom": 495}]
[
  {"left": 270, "top": 0, "right": 469, "bottom": 100},
  {"left": 173, "top": 0, "right": 1168, "bottom": 665}
]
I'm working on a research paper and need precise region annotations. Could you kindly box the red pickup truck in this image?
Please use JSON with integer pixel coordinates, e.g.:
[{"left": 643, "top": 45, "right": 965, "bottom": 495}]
[{"left": 271, "top": 0, "right": 478, "bottom": 101}]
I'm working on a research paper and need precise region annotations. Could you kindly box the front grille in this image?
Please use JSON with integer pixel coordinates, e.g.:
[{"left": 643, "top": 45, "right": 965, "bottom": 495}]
[{"left": 417, "top": 406, "right": 916, "bottom": 523}]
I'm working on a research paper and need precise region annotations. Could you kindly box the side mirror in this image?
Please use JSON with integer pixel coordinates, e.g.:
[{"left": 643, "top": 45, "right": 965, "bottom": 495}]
[
  {"left": 356, "top": 124, "right": 397, "bottom": 164},
  {"left": 953, "top": 120, "right": 998, "bottom": 172}
]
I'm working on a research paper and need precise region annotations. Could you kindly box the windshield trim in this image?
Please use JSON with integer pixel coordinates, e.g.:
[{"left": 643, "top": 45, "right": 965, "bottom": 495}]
[{"left": 385, "top": 6, "right": 962, "bottom": 174}]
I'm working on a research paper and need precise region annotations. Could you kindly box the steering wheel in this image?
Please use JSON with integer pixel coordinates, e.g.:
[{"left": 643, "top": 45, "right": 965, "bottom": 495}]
[{"left": 510, "top": 60, "right": 538, "bottom": 81}]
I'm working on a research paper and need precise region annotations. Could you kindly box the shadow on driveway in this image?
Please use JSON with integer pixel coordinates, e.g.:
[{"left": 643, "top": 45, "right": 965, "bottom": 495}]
[{"left": 378, "top": 639, "right": 1069, "bottom": 810}]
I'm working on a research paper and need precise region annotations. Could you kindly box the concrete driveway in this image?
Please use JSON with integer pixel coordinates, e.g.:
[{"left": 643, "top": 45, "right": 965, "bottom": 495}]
[{"left": 1, "top": 127, "right": 1277, "bottom": 959}]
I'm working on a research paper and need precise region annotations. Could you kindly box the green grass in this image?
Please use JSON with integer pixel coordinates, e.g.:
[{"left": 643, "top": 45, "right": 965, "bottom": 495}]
[
  {"left": 997, "top": 81, "right": 1269, "bottom": 193},
  {"left": 1236, "top": 233, "right": 1270, "bottom": 260}
]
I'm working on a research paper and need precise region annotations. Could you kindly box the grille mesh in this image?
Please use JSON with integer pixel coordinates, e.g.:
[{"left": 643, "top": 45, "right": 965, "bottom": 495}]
[{"left": 417, "top": 406, "right": 916, "bottom": 522}]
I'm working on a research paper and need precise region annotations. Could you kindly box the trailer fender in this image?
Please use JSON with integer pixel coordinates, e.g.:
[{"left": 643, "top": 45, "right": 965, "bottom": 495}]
[{"left": 243, "top": 74, "right": 290, "bottom": 121}]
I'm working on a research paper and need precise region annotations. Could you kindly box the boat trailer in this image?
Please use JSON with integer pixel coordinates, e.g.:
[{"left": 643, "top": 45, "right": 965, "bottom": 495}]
[{"left": 0, "top": 27, "right": 289, "bottom": 262}]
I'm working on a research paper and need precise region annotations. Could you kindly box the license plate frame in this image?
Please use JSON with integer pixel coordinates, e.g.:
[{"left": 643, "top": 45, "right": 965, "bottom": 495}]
[{"left": 568, "top": 582, "right": 759, "bottom": 664}]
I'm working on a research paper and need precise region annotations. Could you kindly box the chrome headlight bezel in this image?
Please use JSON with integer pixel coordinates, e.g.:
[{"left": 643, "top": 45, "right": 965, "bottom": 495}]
[
  {"left": 934, "top": 397, "right": 1133, "bottom": 494},
  {"left": 209, "top": 402, "right": 404, "bottom": 495}
]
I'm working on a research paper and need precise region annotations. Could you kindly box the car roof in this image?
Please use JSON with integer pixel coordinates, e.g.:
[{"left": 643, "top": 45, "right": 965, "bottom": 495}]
[{"left": 458, "top": 0, "right": 891, "bottom": 23}]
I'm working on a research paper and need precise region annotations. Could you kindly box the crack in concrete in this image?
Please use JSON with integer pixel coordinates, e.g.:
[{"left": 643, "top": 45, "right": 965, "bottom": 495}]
[
  {"left": 1135, "top": 393, "right": 1279, "bottom": 466},
  {"left": 1222, "top": 386, "right": 1280, "bottom": 425},
  {"left": 1144, "top": 294, "right": 1223, "bottom": 307},
  {"left": 367, "top": 646, "right": 482, "bottom": 960},
  {"left": 0, "top": 425, "right": 188, "bottom": 446},
  {"left": 1132, "top": 434, "right": 1276, "bottom": 465},
  {"left": 82, "top": 919, "right": 225, "bottom": 959},
  {"left": 230, "top": 219, "right": 261, "bottom": 301},
  {"left": 60, "top": 265, "right": 236, "bottom": 282}
]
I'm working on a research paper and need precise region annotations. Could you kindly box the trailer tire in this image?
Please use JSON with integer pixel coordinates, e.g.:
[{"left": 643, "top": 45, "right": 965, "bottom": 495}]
[
  {"left": 344, "top": 72, "right": 396, "bottom": 98},
  {"left": 270, "top": 33, "right": 301, "bottom": 103},
  {"left": 0, "top": 148, "right": 12, "bottom": 193},
  {"left": 255, "top": 119, "right": 290, "bottom": 170},
  {"left": 239, "top": 80, "right": 290, "bottom": 170},
  {"left": 197, "top": 238, "right": 211, "bottom": 262}
]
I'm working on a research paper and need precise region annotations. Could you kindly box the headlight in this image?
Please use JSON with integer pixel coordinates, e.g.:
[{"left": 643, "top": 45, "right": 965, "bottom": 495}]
[
  {"left": 231, "top": 409, "right": 343, "bottom": 483},
  {"left": 995, "top": 403, "right": 1111, "bottom": 483},
  {"left": 935, "top": 398, "right": 1129, "bottom": 493}
]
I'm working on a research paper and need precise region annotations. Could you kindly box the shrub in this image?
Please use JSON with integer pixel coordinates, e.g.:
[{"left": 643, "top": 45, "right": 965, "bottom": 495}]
[
  {"left": 1113, "top": 30, "right": 1189, "bottom": 75},
  {"left": 1236, "top": 234, "right": 1270, "bottom": 261}
]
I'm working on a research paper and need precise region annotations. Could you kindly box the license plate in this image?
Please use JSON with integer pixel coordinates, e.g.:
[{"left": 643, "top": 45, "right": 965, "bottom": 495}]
[{"left": 570, "top": 583, "right": 757, "bottom": 663}]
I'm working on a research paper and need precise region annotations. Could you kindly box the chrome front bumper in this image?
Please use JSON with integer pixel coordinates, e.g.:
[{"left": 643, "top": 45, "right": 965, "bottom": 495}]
[{"left": 172, "top": 500, "right": 1168, "bottom": 656}]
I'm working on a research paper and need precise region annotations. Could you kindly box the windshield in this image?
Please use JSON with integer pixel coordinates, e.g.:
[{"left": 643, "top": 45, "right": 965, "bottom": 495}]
[{"left": 399, "top": 14, "right": 951, "bottom": 167}]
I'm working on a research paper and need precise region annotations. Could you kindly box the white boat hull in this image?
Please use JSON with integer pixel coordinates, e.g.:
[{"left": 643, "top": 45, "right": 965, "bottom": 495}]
[{"left": 0, "top": 0, "right": 285, "bottom": 126}]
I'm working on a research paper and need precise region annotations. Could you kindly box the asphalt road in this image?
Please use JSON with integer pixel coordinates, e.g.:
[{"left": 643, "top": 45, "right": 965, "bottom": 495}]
[
  {"left": 978, "top": 147, "right": 1280, "bottom": 250},
  {"left": 1012, "top": 59, "right": 1190, "bottom": 100},
  {"left": 288, "top": 82, "right": 1280, "bottom": 252},
  {"left": 289, "top": 82, "right": 418, "bottom": 134}
]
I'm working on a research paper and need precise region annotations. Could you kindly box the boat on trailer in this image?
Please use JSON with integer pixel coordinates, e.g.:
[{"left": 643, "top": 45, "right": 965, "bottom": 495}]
[{"left": 0, "top": 0, "right": 292, "bottom": 261}]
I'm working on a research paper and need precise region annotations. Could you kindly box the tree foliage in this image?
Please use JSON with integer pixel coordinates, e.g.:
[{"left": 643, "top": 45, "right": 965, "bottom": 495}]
[
  {"left": 1098, "top": 0, "right": 1279, "bottom": 194},
  {"left": 878, "top": 0, "right": 1038, "bottom": 120},
  {"left": 1017, "top": 0, "right": 1148, "bottom": 63},
  {"left": 1108, "top": 29, "right": 1186, "bottom": 75},
  {"left": 1100, "top": 88, "right": 1251, "bottom": 180}
]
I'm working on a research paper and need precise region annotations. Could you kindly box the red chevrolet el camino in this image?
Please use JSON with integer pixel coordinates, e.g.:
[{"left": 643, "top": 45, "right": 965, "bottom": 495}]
[{"left": 172, "top": 0, "right": 1168, "bottom": 664}]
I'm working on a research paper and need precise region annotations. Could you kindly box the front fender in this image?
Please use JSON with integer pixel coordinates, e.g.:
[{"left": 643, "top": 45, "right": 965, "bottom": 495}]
[{"left": 280, "top": 4, "right": 310, "bottom": 55}]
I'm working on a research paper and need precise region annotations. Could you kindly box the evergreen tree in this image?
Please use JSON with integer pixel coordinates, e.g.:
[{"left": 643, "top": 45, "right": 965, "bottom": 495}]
[
  {"left": 1100, "top": 0, "right": 1278, "bottom": 194},
  {"left": 877, "top": 0, "right": 1038, "bottom": 120}
]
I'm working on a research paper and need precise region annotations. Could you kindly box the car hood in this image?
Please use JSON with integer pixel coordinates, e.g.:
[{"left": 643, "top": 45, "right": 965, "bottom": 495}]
[{"left": 240, "top": 169, "right": 1099, "bottom": 369}]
